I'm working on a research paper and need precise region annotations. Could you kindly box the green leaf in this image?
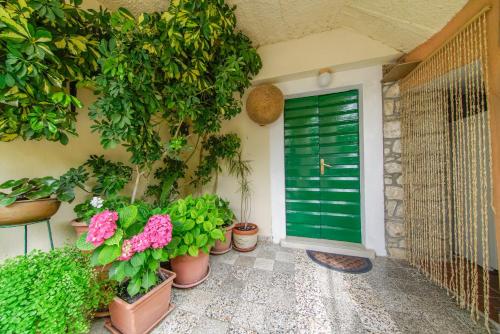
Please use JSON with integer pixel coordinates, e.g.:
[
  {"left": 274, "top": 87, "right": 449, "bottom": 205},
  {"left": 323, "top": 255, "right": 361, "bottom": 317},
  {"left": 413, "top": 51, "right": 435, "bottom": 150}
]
[
  {"left": 187, "top": 245, "right": 199, "bottom": 257},
  {"left": 0, "top": 196, "right": 16, "bottom": 207},
  {"left": 0, "top": 31, "right": 26, "bottom": 42},
  {"left": 183, "top": 232, "right": 193, "bottom": 245},
  {"left": 90, "top": 248, "right": 101, "bottom": 266},
  {"left": 203, "top": 221, "right": 212, "bottom": 232},
  {"left": 118, "top": 205, "right": 138, "bottom": 229},
  {"left": 104, "top": 229, "right": 123, "bottom": 245},
  {"left": 195, "top": 234, "right": 208, "bottom": 247},
  {"left": 127, "top": 278, "right": 141, "bottom": 297},
  {"left": 210, "top": 229, "right": 224, "bottom": 240},
  {"left": 34, "top": 29, "right": 52, "bottom": 42},
  {"left": 141, "top": 270, "right": 157, "bottom": 290},
  {"left": 177, "top": 245, "right": 188, "bottom": 256},
  {"left": 124, "top": 261, "right": 140, "bottom": 277},
  {"left": 152, "top": 249, "right": 163, "bottom": 260},
  {"left": 131, "top": 252, "right": 146, "bottom": 267},
  {"left": 0, "top": 178, "right": 28, "bottom": 189},
  {"left": 109, "top": 261, "right": 126, "bottom": 282},
  {"left": 97, "top": 245, "right": 121, "bottom": 265},
  {"left": 7, "top": 184, "right": 32, "bottom": 197},
  {"left": 183, "top": 219, "right": 195, "bottom": 231},
  {"left": 75, "top": 232, "right": 95, "bottom": 251}
]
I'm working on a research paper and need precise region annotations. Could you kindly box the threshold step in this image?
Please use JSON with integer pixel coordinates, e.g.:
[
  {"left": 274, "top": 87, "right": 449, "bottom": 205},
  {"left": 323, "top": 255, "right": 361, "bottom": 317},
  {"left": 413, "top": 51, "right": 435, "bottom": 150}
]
[{"left": 280, "top": 236, "right": 376, "bottom": 259}]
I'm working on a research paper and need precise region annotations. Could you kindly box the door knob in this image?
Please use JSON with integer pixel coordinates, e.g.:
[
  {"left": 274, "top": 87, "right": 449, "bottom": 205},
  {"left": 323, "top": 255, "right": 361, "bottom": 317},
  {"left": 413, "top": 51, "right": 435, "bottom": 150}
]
[{"left": 320, "top": 158, "right": 332, "bottom": 175}]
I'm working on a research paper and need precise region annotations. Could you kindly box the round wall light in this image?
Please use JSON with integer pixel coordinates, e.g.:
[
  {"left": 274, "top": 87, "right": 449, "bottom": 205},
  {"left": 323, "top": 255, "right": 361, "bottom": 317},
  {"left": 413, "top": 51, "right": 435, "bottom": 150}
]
[{"left": 317, "top": 68, "right": 333, "bottom": 87}]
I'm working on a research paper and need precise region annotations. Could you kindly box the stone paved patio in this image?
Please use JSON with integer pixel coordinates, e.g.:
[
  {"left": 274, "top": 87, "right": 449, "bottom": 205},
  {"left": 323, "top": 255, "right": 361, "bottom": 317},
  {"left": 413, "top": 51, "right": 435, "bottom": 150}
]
[{"left": 91, "top": 242, "right": 496, "bottom": 333}]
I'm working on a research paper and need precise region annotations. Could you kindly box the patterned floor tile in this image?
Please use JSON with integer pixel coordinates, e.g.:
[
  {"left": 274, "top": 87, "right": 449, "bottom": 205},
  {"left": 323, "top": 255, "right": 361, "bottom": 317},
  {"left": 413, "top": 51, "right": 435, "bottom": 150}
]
[
  {"left": 90, "top": 243, "right": 495, "bottom": 334},
  {"left": 253, "top": 257, "right": 275, "bottom": 271}
]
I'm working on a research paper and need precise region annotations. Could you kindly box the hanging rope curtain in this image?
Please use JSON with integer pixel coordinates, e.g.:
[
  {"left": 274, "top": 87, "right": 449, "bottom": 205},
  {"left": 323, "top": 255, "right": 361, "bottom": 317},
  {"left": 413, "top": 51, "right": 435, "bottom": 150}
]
[{"left": 400, "top": 9, "right": 493, "bottom": 328}]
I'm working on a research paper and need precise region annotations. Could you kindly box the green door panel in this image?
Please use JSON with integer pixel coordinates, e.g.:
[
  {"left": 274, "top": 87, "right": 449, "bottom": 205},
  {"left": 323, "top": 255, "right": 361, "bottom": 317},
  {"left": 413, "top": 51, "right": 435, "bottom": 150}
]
[{"left": 285, "top": 89, "right": 361, "bottom": 242}]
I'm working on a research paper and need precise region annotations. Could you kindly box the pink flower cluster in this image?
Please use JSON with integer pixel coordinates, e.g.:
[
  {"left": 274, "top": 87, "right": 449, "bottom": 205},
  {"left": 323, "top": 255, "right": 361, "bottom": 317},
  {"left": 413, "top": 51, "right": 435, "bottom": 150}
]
[
  {"left": 118, "top": 214, "right": 173, "bottom": 261},
  {"left": 86, "top": 210, "right": 118, "bottom": 247}
]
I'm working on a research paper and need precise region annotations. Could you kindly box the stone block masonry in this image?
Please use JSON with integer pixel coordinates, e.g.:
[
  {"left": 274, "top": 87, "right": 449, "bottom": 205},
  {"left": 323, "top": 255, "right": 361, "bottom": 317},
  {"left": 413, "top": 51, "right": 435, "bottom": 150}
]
[{"left": 382, "top": 81, "right": 405, "bottom": 259}]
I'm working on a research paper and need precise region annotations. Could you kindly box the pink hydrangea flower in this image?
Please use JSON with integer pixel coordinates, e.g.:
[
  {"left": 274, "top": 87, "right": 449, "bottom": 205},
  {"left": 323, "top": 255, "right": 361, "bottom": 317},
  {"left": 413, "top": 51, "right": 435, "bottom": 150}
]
[
  {"left": 118, "top": 239, "right": 134, "bottom": 261},
  {"left": 130, "top": 234, "right": 151, "bottom": 252},
  {"left": 143, "top": 214, "right": 173, "bottom": 249},
  {"left": 86, "top": 210, "right": 118, "bottom": 247}
]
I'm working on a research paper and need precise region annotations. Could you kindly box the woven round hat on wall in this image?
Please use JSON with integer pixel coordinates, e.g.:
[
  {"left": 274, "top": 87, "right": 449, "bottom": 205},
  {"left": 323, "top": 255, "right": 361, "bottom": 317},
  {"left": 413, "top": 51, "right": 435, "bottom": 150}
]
[{"left": 246, "top": 84, "right": 284, "bottom": 126}]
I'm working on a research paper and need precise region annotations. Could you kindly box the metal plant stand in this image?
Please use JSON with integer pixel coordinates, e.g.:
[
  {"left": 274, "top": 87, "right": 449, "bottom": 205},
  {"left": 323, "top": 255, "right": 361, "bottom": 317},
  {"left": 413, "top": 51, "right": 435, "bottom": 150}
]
[{"left": 0, "top": 220, "right": 54, "bottom": 255}]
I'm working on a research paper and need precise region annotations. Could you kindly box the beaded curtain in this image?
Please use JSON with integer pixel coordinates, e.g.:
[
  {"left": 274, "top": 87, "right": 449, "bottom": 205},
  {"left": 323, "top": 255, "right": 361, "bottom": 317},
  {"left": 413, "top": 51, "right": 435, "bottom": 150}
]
[{"left": 400, "top": 11, "right": 493, "bottom": 329}]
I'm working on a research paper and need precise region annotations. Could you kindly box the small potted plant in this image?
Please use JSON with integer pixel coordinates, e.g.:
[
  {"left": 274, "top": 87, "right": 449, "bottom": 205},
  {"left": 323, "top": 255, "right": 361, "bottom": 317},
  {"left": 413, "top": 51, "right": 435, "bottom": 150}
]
[
  {"left": 77, "top": 202, "right": 176, "bottom": 334},
  {"left": 0, "top": 168, "right": 87, "bottom": 226},
  {"left": 211, "top": 196, "right": 236, "bottom": 255},
  {"left": 165, "top": 194, "right": 225, "bottom": 288},
  {"left": 229, "top": 153, "right": 259, "bottom": 252},
  {"left": 71, "top": 155, "right": 133, "bottom": 236}
]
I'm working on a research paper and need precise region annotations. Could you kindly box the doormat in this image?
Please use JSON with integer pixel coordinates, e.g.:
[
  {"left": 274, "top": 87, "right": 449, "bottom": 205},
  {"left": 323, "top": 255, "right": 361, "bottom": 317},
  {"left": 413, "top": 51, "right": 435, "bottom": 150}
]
[{"left": 306, "top": 250, "right": 372, "bottom": 274}]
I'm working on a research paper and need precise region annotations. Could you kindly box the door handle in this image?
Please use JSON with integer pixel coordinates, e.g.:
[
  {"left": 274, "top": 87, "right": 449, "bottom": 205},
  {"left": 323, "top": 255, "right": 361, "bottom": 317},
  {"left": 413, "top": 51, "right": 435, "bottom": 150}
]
[{"left": 320, "top": 158, "right": 332, "bottom": 175}]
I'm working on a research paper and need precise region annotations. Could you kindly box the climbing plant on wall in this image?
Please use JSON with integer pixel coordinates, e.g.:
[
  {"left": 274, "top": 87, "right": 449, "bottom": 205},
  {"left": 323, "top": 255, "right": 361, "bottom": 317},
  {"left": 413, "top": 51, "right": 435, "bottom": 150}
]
[
  {"left": 0, "top": 0, "right": 109, "bottom": 143},
  {"left": 89, "top": 0, "right": 262, "bottom": 203}
]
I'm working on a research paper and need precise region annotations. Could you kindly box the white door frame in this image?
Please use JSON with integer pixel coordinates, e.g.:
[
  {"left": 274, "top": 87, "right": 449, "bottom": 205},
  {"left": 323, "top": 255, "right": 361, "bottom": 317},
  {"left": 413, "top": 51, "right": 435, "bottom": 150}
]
[{"left": 269, "top": 65, "right": 387, "bottom": 256}]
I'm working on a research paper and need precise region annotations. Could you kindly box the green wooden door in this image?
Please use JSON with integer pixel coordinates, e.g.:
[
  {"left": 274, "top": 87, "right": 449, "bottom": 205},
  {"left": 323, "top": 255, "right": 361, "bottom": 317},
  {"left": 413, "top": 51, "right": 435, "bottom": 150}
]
[{"left": 284, "top": 90, "right": 361, "bottom": 243}]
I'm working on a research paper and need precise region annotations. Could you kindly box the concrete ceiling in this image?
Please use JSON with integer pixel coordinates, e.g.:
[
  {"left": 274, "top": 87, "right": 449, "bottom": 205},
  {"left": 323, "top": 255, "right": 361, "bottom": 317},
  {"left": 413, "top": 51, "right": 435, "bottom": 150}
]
[{"left": 96, "top": 0, "right": 467, "bottom": 53}]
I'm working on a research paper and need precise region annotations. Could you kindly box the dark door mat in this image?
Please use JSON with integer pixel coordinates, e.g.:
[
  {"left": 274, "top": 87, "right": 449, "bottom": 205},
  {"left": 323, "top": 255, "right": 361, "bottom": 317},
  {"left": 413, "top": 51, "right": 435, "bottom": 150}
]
[{"left": 306, "top": 250, "right": 372, "bottom": 274}]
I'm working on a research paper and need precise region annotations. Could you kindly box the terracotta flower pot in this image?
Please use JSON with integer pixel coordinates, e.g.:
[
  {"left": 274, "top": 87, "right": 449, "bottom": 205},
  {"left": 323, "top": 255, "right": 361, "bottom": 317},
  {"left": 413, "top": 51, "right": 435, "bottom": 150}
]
[
  {"left": 0, "top": 198, "right": 61, "bottom": 226},
  {"left": 70, "top": 220, "right": 88, "bottom": 237},
  {"left": 170, "top": 251, "right": 210, "bottom": 287},
  {"left": 211, "top": 222, "right": 235, "bottom": 255},
  {"left": 107, "top": 268, "right": 176, "bottom": 334},
  {"left": 232, "top": 223, "right": 258, "bottom": 252}
]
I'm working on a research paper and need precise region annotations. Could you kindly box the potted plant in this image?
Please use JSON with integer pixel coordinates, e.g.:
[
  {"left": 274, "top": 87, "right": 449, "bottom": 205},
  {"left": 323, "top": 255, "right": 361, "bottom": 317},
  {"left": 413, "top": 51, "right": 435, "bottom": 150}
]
[
  {"left": 165, "top": 195, "right": 225, "bottom": 288},
  {"left": 230, "top": 153, "right": 259, "bottom": 252},
  {"left": 71, "top": 155, "right": 133, "bottom": 236},
  {"left": 211, "top": 196, "right": 236, "bottom": 255},
  {"left": 0, "top": 168, "right": 87, "bottom": 226},
  {"left": 76, "top": 202, "right": 176, "bottom": 334},
  {"left": 0, "top": 247, "right": 104, "bottom": 334}
]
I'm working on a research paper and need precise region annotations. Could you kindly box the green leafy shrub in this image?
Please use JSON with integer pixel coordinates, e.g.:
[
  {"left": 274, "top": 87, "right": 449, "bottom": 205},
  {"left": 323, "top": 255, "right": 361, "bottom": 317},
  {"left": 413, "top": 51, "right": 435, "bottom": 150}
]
[
  {"left": 0, "top": 0, "right": 109, "bottom": 143},
  {"left": 0, "top": 167, "right": 88, "bottom": 207},
  {"left": 0, "top": 247, "right": 101, "bottom": 334},
  {"left": 165, "top": 194, "right": 225, "bottom": 258}
]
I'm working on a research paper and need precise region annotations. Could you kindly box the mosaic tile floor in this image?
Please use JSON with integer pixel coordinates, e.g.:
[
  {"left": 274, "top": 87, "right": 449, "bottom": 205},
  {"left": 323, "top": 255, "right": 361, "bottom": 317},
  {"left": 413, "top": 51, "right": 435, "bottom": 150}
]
[{"left": 91, "top": 242, "right": 498, "bottom": 334}]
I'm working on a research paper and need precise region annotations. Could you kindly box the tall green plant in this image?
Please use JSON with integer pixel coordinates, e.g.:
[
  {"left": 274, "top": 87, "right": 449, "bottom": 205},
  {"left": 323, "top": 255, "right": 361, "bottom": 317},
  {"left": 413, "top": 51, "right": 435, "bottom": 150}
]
[
  {"left": 89, "top": 1, "right": 261, "bottom": 203},
  {"left": 0, "top": 0, "right": 109, "bottom": 143}
]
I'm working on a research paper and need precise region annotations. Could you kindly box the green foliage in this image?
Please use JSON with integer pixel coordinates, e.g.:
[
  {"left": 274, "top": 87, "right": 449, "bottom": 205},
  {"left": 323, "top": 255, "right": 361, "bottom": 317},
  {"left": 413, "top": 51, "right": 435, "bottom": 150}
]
[
  {"left": 193, "top": 133, "right": 241, "bottom": 188},
  {"left": 84, "top": 155, "right": 133, "bottom": 197},
  {"left": 89, "top": 1, "right": 261, "bottom": 198},
  {"left": 214, "top": 196, "right": 235, "bottom": 227},
  {"left": 76, "top": 201, "right": 171, "bottom": 297},
  {"left": 165, "top": 194, "right": 225, "bottom": 258},
  {"left": 228, "top": 151, "right": 252, "bottom": 223},
  {"left": 0, "top": 167, "right": 88, "bottom": 207},
  {"left": 145, "top": 156, "right": 187, "bottom": 207},
  {"left": 0, "top": 0, "right": 110, "bottom": 143},
  {"left": 73, "top": 195, "right": 130, "bottom": 224},
  {"left": 0, "top": 247, "right": 102, "bottom": 334}
]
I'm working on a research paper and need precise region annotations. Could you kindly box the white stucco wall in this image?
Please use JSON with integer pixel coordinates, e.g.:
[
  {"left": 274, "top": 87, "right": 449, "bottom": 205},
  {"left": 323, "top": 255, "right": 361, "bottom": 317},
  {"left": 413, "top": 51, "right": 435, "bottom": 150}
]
[{"left": 268, "top": 66, "right": 387, "bottom": 255}]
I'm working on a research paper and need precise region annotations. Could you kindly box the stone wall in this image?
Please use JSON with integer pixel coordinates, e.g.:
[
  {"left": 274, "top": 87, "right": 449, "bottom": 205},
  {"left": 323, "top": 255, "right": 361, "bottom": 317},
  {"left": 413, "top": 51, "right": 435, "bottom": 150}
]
[{"left": 383, "top": 81, "right": 405, "bottom": 259}]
